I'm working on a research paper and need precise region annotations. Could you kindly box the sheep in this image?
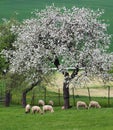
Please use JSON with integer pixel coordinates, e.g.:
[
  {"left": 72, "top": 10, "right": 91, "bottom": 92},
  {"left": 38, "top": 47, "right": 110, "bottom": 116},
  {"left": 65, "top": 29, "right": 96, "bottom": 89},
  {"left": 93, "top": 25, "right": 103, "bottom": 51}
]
[
  {"left": 48, "top": 100, "right": 54, "bottom": 106},
  {"left": 43, "top": 105, "right": 54, "bottom": 113},
  {"left": 31, "top": 106, "right": 43, "bottom": 114},
  {"left": 76, "top": 101, "right": 88, "bottom": 109},
  {"left": 25, "top": 104, "right": 31, "bottom": 113},
  {"left": 88, "top": 101, "right": 101, "bottom": 109},
  {"left": 61, "top": 106, "right": 65, "bottom": 110},
  {"left": 38, "top": 100, "right": 45, "bottom": 106}
]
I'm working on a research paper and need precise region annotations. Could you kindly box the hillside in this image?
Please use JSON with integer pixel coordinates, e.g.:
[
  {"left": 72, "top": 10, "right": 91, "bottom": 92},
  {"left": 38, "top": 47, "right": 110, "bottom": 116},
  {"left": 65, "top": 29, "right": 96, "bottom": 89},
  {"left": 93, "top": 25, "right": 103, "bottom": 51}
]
[{"left": 0, "top": 0, "right": 113, "bottom": 51}]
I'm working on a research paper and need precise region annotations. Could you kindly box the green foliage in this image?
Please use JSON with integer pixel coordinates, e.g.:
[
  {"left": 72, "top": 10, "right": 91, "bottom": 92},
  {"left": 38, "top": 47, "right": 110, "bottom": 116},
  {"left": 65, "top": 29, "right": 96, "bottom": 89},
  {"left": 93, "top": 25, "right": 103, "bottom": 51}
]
[
  {"left": 0, "top": 19, "right": 17, "bottom": 50},
  {"left": 107, "top": 65, "right": 113, "bottom": 82},
  {"left": 0, "top": 106, "right": 113, "bottom": 130},
  {"left": 0, "top": 57, "right": 8, "bottom": 73},
  {"left": 0, "top": 19, "right": 18, "bottom": 74},
  {"left": 0, "top": 72, "right": 26, "bottom": 97},
  {"left": 5, "top": 73, "right": 25, "bottom": 91}
]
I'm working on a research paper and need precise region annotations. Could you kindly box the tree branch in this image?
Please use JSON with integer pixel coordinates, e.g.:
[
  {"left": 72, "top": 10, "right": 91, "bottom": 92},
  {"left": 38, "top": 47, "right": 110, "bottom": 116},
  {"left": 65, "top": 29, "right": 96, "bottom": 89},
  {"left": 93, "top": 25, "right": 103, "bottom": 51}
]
[
  {"left": 71, "top": 65, "right": 79, "bottom": 79},
  {"left": 23, "top": 81, "right": 40, "bottom": 94},
  {"left": 54, "top": 56, "right": 60, "bottom": 68}
]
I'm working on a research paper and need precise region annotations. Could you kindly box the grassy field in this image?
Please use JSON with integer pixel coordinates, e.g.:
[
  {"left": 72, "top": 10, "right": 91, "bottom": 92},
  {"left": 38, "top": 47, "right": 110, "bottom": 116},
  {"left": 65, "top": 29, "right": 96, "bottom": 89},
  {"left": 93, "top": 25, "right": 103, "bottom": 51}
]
[
  {"left": 0, "top": 105, "right": 113, "bottom": 130},
  {"left": 0, "top": 0, "right": 113, "bottom": 51},
  {"left": 0, "top": 1, "right": 113, "bottom": 129}
]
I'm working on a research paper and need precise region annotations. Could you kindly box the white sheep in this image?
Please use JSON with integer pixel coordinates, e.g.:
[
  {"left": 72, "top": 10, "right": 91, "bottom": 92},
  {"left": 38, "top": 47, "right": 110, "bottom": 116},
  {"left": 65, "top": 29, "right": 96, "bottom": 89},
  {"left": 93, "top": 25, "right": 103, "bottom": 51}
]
[
  {"left": 76, "top": 101, "right": 88, "bottom": 109},
  {"left": 25, "top": 104, "right": 31, "bottom": 113},
  {"left": 61, "top": 106, "right": 65, "bottom": 110},
  {"left": 48, "top": 100, "right": 54, "bottom": 106},
  {"left": 31, "top": 106, "right": 42, "bottom": 114},
  {"left": 38, "top": 99, "right": 45, "bottom": 106},
  {"left": 88, "top": 101, "right": 101, "bottom": 109},
  {"left": 43, "top": 105, "right": 54, "bottom": 113}
]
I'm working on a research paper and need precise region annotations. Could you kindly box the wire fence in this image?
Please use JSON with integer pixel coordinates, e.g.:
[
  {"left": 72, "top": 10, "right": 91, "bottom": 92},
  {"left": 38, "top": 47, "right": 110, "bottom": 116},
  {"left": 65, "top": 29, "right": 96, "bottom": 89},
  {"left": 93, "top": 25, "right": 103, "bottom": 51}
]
[
  {"left": 1, "top": 86, "right": 113, "bottom": 107},
  {"left": 25, "top": 86, "right": 113, "bottom": 107}
]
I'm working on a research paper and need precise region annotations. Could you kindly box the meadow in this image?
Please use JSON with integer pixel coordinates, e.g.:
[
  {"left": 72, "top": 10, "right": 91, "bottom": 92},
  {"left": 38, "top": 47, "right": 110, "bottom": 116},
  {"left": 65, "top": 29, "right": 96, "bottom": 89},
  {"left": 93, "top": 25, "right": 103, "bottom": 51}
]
[
  {"left": 0, "top": 1, "right": 113, "bottom": 129},
  {"left": 0, "top": 0, "right": 113, "bottom": 51},
  {"left": 0, "top": 105, "right": 113, "bottom": 130}
]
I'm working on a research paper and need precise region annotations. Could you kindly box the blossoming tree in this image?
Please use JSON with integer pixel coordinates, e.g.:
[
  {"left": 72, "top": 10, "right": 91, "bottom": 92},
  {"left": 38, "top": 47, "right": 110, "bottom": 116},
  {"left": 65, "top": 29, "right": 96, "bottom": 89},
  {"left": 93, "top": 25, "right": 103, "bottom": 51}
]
[{"left": 3, "top": 5, "right": 113, "bottom": 109}]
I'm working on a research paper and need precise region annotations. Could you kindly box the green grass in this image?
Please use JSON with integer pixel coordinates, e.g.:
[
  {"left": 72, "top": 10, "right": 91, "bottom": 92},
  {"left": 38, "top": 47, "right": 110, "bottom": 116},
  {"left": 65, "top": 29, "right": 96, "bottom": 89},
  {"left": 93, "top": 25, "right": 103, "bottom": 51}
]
[
  {"left": 0, "top": 105, "right": 113, "bottom": 130},
  {"left": 0, "top": 0, "right": 113, "bottom": 51}
]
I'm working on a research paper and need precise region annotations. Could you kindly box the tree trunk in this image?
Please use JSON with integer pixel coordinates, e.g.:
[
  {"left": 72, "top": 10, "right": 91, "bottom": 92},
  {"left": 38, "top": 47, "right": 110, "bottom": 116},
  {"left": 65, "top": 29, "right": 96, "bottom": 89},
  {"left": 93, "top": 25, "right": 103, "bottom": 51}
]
[
  {"left": 5, "top": 90, "right": 11, "bottom": 107},
  {"left": 21, "top": 81, "right": 40, "bottom": 107},
  {"left": 63, "top": 82, "right": 70, "bottom": 109},
  {"left": 53, "top": 57, "right": 79, "bottom": 109},
  {"left": 63, "top": 72, "right": 71, "bottom": 109}
]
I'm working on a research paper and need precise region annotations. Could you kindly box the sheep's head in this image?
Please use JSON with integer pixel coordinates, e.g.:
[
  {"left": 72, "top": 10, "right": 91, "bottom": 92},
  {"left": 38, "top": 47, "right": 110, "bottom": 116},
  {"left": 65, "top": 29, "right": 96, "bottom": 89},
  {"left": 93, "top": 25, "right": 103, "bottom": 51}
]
[{"left": 97, "top": 104, "right": 101, "bottom": 108}]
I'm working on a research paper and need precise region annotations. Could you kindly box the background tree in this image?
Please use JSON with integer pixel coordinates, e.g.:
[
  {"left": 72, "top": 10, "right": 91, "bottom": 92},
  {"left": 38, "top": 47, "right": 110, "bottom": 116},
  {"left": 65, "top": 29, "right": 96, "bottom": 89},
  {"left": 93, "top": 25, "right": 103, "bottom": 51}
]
[
  {"left": 20, "top": 71, "right": 54, "bottom": 107},
  {"left": 0, "top": 19, "right": 19, "bottom": 106},
  {"left": 2, "top": 5, "right": 113, "bottom": 109},
  {"left": 0, "top": 19, "right": 16, "bottom": 74},
  {"left": 0, "top": 19, "right": 55, "bottom": 107}
]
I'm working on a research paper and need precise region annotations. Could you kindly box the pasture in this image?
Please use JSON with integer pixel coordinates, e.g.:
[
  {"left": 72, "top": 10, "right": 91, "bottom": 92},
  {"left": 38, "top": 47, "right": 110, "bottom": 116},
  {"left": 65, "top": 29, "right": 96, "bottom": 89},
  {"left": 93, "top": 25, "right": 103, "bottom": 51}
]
[
  {"left": 0, "top": 105, "right": 113, "bottom": 130},
  {"left": 0, "top": 0, "right": 113, "bottom": 51},
  {"left": 0, "top": 1, "right": 113, "bottom": 129}
]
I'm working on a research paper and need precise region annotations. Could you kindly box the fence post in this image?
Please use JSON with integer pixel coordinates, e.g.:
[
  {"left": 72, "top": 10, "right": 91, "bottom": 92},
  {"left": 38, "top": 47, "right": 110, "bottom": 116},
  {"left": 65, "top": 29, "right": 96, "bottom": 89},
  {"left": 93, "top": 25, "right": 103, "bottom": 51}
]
[
  {"left": 44, "top": 87, "right": 47, "bottom": 104},
  {"left": 31, "top": 90, "right": 35, "bottom": 105},
  {"left": 87, "top": 87, "right": 91, "bottom": 101},
  {"left": 108, "top": 86, "right": 110, "bottom": 107},
  {"left": 72, "top": 87, "right": 75, "bottom": 106},
  {"left": 58, "top": 88, "right": 61, "bottom": 106}
]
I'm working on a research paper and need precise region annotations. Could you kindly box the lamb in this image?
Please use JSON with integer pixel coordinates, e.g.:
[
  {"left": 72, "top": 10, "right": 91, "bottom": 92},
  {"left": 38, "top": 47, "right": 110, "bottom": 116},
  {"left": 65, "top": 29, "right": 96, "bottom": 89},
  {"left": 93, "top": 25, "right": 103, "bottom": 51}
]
[
  {"left": 31, "top": 106, "right": 43, "bottom": 114},
  {"left": 25, "top": 104, "right": 31, "bottom": 113},
  {"left": 38, "top": 99, "right": 45, "bottom": 106},
  {"left": 76, "top": 101, "right": 88, "bottom": 109},
  {"left": 88, "top": 101, "right": 101, "bottom": 109},
  {"left": 43, "top": 105, "right": 54, "bottom": 113},
  {"left": 48, "top": 100, "right": 54, "bottom": 106}
]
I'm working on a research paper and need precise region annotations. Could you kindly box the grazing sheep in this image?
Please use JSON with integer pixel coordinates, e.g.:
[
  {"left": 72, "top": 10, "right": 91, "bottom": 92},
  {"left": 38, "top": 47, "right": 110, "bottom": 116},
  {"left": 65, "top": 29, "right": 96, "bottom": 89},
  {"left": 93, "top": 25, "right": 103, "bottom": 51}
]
[
  {"left": 31, "top": 106, "right": 42, "bottom": 114},
  {"left": 48, "top": 100, "right": 54, "bottom": 106},
  {"left": 43, "top": 105, "right": 54, "bottom": 113},
  {"left": 38, "top": 100, "right": 45, "bottom": 106},
  {"left": 88, "top": 101, "right": 101, "bottom": 109},
  {"left": 76, "top": 101, "right": 88, "bottom": 109},
  {"left": 25, "top": 104, "right": 31, "bottom": 113},
  {"left": 61, "top": 106, "right": 65, "bottom": 110}
]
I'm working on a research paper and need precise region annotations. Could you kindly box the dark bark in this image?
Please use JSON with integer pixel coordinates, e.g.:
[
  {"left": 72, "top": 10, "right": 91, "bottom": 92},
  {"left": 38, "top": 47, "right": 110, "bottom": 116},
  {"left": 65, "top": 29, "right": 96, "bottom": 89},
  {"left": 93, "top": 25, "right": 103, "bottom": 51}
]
[
  {"left": 71, "top": 65, "right": 79, "bottom": 78},
  {"left": 22, "top": 92, "right": 27, "bottom": 108},
  {"left": 54, "top": 57, "right": 79, "bottom": 109},
  {"left": 54, "top": 57, "right": 60, "bottom": 68},
  {"left": 63, "top": 72, "right": 70, "bottom": 109},
  {"left": 63, "top": 81, "right": 70, "bottom": 109},
  {"left": 5, "top": 90, "right": 11, "bottom": 107},
  {"left": 22, "top": 81, "right": 39, "bottom": 107}
]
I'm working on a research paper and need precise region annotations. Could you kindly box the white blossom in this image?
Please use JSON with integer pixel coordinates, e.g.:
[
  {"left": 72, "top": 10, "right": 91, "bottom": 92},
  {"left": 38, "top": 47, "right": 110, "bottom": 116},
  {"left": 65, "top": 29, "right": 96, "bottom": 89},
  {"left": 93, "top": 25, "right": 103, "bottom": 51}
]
[{"left": 2, "top": 5, "right": 113, "bottom": 83}]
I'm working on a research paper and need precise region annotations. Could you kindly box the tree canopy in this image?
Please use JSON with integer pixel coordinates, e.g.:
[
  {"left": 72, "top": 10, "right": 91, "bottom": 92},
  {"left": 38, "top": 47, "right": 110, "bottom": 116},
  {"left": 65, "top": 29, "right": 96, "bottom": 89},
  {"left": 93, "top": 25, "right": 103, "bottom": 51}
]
[{"left": 2, "top": 5, "right": 113, "bottom": 83}]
